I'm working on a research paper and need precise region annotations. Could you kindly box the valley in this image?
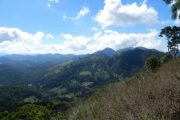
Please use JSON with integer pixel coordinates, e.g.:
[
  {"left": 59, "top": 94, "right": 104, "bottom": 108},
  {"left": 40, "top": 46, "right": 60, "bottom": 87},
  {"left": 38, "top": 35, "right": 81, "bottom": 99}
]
[{"left": 0, "top": 47, "right": 164, "bottom": 117}]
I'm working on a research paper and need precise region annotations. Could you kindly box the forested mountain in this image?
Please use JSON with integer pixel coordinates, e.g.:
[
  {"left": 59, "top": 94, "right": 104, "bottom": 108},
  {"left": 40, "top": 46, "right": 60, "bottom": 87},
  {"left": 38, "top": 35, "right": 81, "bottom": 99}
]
[
  {"left": 41, "top": 47, "right": 163, "bottom": 98},
  {"left": 0, "top": 47, "right": 163, "bottom": 86},
  {"left": 0, "top": 47, "right": 164, "bottom": 116},
  {"left": 0, "top": 47, "right": 167, "bottom": 111}
]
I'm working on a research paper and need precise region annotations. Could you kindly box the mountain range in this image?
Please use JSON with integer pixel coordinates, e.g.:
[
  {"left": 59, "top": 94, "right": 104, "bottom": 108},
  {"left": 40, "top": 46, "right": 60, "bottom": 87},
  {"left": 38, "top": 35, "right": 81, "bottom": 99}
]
[
  {"left": 0, "top": 46, "right": 165, "bottom": 113},
  {"left": 0, "top": 47, "right": 163, "bottom": 85}
]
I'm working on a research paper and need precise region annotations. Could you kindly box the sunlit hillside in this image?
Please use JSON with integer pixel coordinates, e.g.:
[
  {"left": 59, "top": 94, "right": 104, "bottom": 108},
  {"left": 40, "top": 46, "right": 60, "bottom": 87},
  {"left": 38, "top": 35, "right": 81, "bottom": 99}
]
[{"left": 70, "top": 58, "right": 180, "bottom": 120}]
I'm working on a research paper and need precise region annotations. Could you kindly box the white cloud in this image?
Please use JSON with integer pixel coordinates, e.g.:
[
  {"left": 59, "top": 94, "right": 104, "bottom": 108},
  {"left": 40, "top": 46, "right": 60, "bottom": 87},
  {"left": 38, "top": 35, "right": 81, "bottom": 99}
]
[
  {"left": 174, "top": 19, "right": 180, "bottom": 26},
  {"left": 0, "top": 27, "right": 44, "bottom": 44},
  {"left": 73, "top": 6, "right": 90, "bottom": 20},
  {"left": 61, "top": 29, "right": 166, "bottom": 54},
  {"left": 0, "top": 27, "right": 166, "bottom": 55},
  {"left": 95, "top": 0, "right": 158, "bottom": 27},
  {"left": 0, "top": 27, "right": 47, "bottom": 54},
  {"left": 62, "top": 34, "right": 91, "bottom": 52},
  {"left": 47, "top": 3, "right": 51, "bottom": 8},
  {"left": 46, "top": 34, "right": 54, "bottom": 40},
  {"left": 47, "top": 0, "right": 59, "bottom": 8}
]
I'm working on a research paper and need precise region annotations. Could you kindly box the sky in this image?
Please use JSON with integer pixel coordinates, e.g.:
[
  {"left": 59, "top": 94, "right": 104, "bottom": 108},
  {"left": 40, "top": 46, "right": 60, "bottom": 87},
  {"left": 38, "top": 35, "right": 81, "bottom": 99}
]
[{"left": 0, "top": 0, "right": 179, "bottom": 54}]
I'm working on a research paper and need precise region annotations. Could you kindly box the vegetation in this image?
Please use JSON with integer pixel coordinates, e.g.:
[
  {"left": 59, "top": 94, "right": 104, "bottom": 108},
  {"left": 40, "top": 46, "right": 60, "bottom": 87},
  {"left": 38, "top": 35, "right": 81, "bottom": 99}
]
[
  {"left": 145, "top": 55, "right": 161, "bottom": 71},
  {"left": 160, "top": 26, "right": 180, "bottom": 57},
  {"left": 70, "top": 58, "right": 180, "bottom": 120},
  {"left": 40, "top": 48, "right": 163, "bottom": 98},
  {"left": 0, "top": 104, "right": 51, "bottom": 120},
  {"left": 0, "top": 47, "right": 164, "bottom": 119},
  {"left": 161, "top": 53, "right": 173, "bottom": 63},
  {"left": 163, "top": 0, "right": 180, "bottom": 19},
  {"left": 160, "top": 0, "right": 180, "bottom": 58}
]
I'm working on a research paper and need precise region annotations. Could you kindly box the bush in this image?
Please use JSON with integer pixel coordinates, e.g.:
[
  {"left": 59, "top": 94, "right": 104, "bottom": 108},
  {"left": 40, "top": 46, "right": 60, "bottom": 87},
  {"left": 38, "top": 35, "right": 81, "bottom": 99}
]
[
  {"left": 161, "top": 53, "right": 172, "bottom": 63},
  {"left": 145, "top": 55, "right": 161, "bottom": 71},
  {"left": 12, "top": 104, "right": 51, "bottom": 120}
]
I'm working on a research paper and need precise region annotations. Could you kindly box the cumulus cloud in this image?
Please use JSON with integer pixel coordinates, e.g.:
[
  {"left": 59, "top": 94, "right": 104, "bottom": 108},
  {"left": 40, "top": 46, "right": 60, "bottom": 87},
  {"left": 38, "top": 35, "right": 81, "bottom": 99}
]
[
  {"left": 46, "top": 34, "right": 54, "bottom": 40},
  {"left": 61, "top": 29, "right": 166, "bottom": 54},
  {"left": 47, "top": 0, "right": 59, "bottom": 8},
  {"left": 62, "top": 34, "right": 91, "bottom": 52},
  {"left": 95, "top": 0, "right": 158, "bottom": 27},
  {"left": 91, "top": 29, "right": 166, "bottom": 51},
  {"left": 0, "top": 27, "right": 48, "bottom": 54},
  {"left": 73, "top": 6, "right": 90, "bottom": 20},
  {"left": 0, "top": 27, "right": 166, "bottom": 55},
  {"left": 0, "top": 27, "right": 45, "bottom": 43}
]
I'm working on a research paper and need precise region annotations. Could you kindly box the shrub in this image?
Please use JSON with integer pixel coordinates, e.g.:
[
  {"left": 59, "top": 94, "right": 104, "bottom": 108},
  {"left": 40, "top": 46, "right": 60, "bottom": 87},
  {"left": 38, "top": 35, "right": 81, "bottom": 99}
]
[
  {"left": 13, "top": 104, "right": 51, "bottom": 120},
  {"left": 145, "top": 56, "right": 161, "bottom": 71},
  {"left": 161, "top": 53, "right": 173, "bottom": 63}
]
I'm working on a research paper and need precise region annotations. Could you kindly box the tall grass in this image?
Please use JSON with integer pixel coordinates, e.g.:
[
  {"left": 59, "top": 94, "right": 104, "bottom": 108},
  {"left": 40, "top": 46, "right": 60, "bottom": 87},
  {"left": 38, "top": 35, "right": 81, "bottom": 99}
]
[{"left": 69, "top": 58, "right": 180, "bottom": 120}]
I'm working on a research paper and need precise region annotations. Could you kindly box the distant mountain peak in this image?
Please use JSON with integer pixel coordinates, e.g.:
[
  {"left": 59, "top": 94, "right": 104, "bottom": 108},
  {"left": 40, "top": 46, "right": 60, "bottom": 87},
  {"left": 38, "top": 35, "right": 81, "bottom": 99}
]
[
  {"left": 117, "top": 47, "right": 134, "bottom": 54},
  {"left": 135, "top": 47, "right": 148, "bottom": 50},
  {"left": 94, "top": 47, "right": 116, "bottom": 57},
  {"left": 103, "top": 47, "right": 115, "bottom": 51}
]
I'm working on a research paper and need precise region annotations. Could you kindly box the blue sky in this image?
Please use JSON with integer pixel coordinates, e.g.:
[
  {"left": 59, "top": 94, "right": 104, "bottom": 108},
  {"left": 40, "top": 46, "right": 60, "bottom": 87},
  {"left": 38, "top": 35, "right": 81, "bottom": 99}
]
[{"left": 0, "top": 0, "right": 178, "bottom": 54}]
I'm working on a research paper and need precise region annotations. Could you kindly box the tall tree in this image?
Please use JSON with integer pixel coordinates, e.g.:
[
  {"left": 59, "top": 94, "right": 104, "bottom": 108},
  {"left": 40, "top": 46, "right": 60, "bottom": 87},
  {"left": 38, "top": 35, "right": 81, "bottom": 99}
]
[
  {"left": 163, "top": 0, "right": 180, "bottom": 19},
  {"left": 160, "top": 0, "right": 180, "bottom": 57},
  {"left": 160, "top": 26, "right": 180, "bottom": 57}
]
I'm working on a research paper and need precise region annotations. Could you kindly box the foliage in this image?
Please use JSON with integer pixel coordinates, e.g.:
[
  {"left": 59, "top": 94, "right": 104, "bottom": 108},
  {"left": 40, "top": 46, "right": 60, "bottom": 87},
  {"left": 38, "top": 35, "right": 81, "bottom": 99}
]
[
  {"left": 161, "top": 53, "right": 173, "bottom": 63},
  {"left": 13, "top": 104, "right": 51, "bottom": 120},
  {"left": 0, "top": 86, "right": 43, "bottom": 112},
  {"left": 145, "top": 56, "right": 161, "bottom": 71},
  {"left": 0, "top": 104, "right": 68, "bottom": 120},
  {"left": 0, "top": 104, "right": 51, "bottom": 120},
  {"left": 163, "top": 0, "right": 180, "bottom": 19},
  {"left": 160, "top": 26, "right": 180, "bottom": 57},
  {"left": 51, "top": 112, "right": 65, "bottom": 120}
]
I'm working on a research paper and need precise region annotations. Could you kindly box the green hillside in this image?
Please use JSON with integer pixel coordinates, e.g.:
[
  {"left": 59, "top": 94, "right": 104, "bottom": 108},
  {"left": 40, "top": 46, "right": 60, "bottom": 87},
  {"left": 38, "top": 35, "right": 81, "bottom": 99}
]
[
  {"left": 69, "top": 58, "right": 180, "bottom": 120},
  {"left": 40, "top": 48, "right": 163, "bottom": 99}
]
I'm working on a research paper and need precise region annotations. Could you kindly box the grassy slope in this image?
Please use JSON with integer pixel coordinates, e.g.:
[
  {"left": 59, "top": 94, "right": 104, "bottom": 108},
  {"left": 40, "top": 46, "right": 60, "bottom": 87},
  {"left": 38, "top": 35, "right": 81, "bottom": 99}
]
[{"left": 69, "top": 58, "right": 180, "bottom": 120}]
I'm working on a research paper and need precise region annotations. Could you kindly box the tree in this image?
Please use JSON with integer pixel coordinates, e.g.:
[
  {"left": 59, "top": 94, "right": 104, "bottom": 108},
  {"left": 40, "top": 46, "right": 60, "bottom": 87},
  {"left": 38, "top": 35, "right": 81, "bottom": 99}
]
[
  {"left": 160, "top": 1, "right": 180, "bottom": 57},
  {"left": 145, "top": 56, "right": 161, "bottom": 71},
  {"left": 13, "top": 104, "right": 51, "bottom": 120},
  {"left": 161, "top": 53, "right": 173, "bottom": 63},
  {"left": 159, "top": 26, "right": 180, "bottom": 57},
  {"left": 163, "top": 0, "right": 180, "bottom": 19}
]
